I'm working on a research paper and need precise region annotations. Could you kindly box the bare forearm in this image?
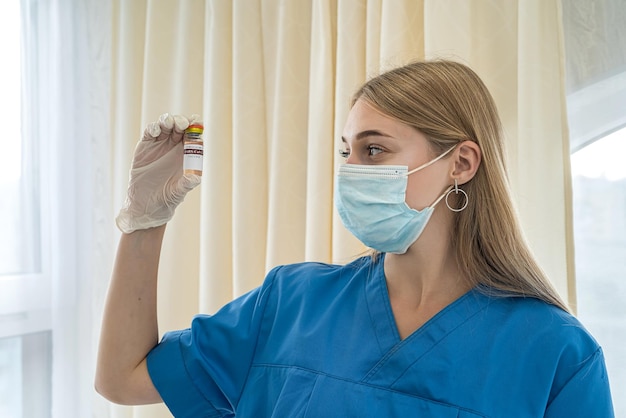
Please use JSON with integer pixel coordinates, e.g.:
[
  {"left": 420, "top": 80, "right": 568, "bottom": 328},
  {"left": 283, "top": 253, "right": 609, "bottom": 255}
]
[{"left": 95, "top": 225, "right": 166, "bottom": 404}]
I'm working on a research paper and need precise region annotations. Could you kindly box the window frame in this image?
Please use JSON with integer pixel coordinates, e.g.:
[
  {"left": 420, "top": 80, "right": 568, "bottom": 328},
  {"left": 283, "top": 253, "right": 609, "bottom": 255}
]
[{"left": 567, "top": 70, "right": 626, "bottom": 153}]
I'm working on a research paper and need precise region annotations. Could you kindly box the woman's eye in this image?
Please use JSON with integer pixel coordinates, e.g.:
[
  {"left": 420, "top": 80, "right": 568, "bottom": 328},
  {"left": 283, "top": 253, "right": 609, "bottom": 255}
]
[
  {"left": 368, "top": 146, "right": 383, "bottom": 156},
  {"left": 338, "top": 149, "right": 350, "bottom": 158}
]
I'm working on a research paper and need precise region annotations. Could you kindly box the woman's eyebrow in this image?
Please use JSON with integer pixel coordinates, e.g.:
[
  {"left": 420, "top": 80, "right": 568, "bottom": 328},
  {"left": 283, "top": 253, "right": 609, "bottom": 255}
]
[{"left": 341, "top": 130, "right": 393, "bottom": 143}]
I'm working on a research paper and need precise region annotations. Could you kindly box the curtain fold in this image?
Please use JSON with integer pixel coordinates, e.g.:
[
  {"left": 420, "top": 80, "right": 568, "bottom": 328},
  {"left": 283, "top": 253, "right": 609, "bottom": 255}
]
[
  {"left": 516, "top": 0, "right": 575, "bottom": 305},
  {"left": 101, "top": 0, "right": 574, "bottom": 416},
  {"left": 261, "top": 1, "right": 313, "bottom": 271},
  {"left": 201, "top": 0, "right": 234, "bottom": 313},
  {"left": 25, "top": 0, "right": 114, "bottom": 416},
  {"left": 306, "top": 0, "right": 337, "bottom": 262}
]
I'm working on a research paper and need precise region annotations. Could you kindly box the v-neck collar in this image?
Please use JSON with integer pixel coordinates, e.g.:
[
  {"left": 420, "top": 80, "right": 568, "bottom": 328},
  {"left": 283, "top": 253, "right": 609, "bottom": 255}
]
[
  {"left": 363, "top": 253, "right": 402, "bottom": 352},
  {"left": 363, "top": 253, "right": 490, "bottom": 385}
]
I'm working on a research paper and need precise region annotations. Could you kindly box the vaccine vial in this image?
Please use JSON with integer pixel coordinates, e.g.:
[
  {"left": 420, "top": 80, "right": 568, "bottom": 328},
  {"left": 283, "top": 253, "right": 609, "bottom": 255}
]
[{"left": 183, "top": 123, "right": 204, "bottom": 176}]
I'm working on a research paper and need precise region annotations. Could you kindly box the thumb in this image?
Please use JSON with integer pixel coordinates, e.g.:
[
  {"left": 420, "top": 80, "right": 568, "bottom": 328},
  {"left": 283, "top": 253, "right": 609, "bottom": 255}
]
[{"left": 179, "top": 173, "right": 202, "bottom": 192}]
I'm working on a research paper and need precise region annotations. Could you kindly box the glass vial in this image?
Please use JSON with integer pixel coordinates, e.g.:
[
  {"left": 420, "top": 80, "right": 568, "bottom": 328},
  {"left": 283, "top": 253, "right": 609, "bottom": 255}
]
[{"left": 183, "top": 123, "right": 204, "bottom": 176}]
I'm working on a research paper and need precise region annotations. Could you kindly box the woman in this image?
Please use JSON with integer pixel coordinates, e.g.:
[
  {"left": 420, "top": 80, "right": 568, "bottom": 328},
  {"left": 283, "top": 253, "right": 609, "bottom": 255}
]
[{"left": 96, "top": 60, "right": 614, "bottom": 417}]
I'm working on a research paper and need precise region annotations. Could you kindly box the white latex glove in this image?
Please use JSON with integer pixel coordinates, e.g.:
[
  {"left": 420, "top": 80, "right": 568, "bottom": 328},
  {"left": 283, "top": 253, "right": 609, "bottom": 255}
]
[{"left": 116, "top": 113, "right": 202, "bottom": 234}]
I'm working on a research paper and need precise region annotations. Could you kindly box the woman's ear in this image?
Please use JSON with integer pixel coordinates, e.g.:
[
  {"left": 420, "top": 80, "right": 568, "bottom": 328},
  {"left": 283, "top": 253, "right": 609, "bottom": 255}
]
[{"left": 451, "top": 140, "right": 481, "bottom": 185}]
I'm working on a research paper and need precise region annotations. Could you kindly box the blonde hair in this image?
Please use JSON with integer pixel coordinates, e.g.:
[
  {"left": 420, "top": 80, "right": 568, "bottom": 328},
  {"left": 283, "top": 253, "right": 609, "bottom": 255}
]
[{"left": 353, "top": 60, "right": 570, "bottom": 313}]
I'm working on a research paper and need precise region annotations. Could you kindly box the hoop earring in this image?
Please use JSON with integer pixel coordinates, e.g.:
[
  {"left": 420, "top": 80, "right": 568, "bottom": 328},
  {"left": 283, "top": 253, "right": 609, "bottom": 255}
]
[{"left": 445, "top": 179, "right": 468, "bottom": 212}]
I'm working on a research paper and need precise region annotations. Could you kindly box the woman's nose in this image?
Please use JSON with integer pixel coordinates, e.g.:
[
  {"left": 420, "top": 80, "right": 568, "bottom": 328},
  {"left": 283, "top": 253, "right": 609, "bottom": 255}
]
[{"left": 345, "top": 152, "right": 360, "bottom": 165}]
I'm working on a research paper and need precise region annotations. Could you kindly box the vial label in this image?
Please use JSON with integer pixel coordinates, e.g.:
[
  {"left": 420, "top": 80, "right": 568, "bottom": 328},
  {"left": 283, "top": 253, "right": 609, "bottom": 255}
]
[{"left": 183, "top": 142, "right": 203, "bottom": 175}]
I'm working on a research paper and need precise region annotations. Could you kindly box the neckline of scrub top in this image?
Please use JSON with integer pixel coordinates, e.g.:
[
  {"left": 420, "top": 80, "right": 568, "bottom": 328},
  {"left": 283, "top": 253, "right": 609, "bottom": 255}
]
[{"left": 362, "top": 253, "right": 489, "bottom": 385}]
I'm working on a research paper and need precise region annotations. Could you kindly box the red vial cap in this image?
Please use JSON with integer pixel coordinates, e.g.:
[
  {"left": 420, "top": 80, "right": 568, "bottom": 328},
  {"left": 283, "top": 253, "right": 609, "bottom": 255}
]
[{"left": 186, "top": 123, "right": 204, "bottom": 134}]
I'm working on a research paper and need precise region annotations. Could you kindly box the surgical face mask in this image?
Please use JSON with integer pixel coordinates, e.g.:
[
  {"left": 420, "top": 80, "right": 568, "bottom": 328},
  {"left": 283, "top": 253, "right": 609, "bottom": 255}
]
[{"left": 334, "top": 147, "right": 454, "bottom": 254}]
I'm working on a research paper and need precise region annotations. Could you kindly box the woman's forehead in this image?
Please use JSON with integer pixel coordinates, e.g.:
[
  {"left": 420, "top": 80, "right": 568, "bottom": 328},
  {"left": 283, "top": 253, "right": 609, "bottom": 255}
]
[{"left": 343, "top": 99, "right": 416, "bottom": 140}]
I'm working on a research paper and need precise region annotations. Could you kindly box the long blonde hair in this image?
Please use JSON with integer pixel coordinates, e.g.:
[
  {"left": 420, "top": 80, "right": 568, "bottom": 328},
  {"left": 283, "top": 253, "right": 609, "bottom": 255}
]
[{"left": 353, "top": 60, "right": 570, "bottom": 312}]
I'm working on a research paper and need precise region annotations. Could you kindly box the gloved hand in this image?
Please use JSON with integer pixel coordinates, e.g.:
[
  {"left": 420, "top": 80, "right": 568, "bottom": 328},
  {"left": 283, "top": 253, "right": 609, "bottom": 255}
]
[{"left": 116, "top": 113, "right": 202, "bottom": 234}]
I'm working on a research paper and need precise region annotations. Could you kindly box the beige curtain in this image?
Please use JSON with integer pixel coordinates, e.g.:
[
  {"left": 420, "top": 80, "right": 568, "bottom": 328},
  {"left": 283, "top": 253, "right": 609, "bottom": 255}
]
[{"left": 107, "top": 1, "right": 573, "bottom": 416}]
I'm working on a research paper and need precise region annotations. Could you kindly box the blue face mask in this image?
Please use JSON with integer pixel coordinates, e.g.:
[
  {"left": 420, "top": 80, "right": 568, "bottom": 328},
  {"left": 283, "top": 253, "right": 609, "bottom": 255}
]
[{"left": 334, "top": 147, "right": 454, "bottom": 254}]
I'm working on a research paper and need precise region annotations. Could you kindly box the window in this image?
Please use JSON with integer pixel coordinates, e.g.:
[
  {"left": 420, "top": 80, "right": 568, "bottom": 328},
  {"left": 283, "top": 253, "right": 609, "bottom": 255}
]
[
  {"left": 570, "top": 128, "right": 626, "bottom": 415},
  {"left": 563, "top": 1, "right": 626, "bottom": 414},
  {"left": 0, "top": 1, "right": 52, "bottom": 417}
]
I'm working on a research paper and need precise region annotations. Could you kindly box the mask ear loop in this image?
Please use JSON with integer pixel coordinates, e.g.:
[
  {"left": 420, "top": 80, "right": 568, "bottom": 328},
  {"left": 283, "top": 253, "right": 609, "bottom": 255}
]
[
  {"left": 405, "top": 145, "right": 457, "bottom": 176},
  {"left": 445, "top": 179, "right": 468, "bottom": 212}
]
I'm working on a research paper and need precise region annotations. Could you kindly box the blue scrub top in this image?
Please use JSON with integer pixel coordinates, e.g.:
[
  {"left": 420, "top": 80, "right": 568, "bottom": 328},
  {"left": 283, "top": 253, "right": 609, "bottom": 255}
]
[{"left": 147, "top": 255, "right": 614, "bottom": 417}]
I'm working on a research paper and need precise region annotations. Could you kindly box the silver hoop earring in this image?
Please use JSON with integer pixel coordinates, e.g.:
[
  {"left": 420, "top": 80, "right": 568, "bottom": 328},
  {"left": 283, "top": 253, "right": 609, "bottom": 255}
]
[{"left": 445, "top": 179, "right": 468, "bottom": 212}]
